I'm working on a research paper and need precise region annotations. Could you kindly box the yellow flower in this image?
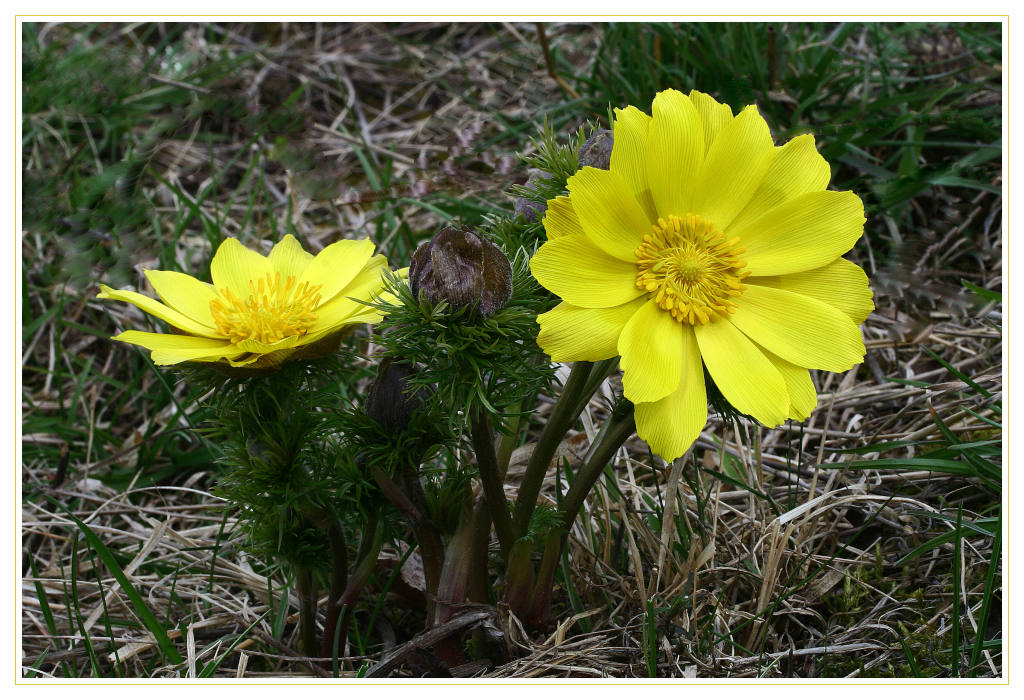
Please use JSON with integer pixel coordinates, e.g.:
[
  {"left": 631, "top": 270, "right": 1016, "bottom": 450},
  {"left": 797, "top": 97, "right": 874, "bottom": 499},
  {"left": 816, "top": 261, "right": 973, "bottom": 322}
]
[
  {"left": 98, "top": 234, "right": 394, "bottom": 369},
  {"left": 530, "top": 89, "right": 874, "bottom": 461}
]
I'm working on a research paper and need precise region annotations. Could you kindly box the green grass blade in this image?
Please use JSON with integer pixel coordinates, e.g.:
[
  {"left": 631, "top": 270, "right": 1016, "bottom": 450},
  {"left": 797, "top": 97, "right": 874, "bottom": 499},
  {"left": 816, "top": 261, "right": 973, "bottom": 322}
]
[
  {"left": 962, "top": 280, "right": 1002, "bottom": 303},
  {"left": 951, "top": 505, "right": 963, "bottom": 677},
  {"left": 969, "top": 506, "right": 1002, "bottom": 676},
  {"left": 56, "top": 501, "right": 184, "bottom": 666},
  {"left": 839, "top": 457, "right": 976, "bottom": 477},
  {"left": 920, "top": 345, "right": 992, "bottom": 398},
  {"left": 88, "top": 547, "right": 123, "bottom": 677},
  {"left": 70, "top": 532, "right": 102, "bottom": 676},
  {"left": 897, "top": 624, "right": 923, "bottom": 677}
]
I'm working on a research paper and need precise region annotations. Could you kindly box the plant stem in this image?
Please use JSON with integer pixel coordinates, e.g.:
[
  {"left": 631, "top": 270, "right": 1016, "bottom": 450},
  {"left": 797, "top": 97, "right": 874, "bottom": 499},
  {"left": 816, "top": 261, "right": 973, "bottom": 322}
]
[
  {"left": 471, "top": 405, "right": 519, "bottom": 598},
  {"left": 574, "top": 358, "right": 620, "bottom": 416},
  {"left": 512, "top": 361, "right": 593, "bottom": 536},
  {"left": 470, "top": 406, "right": 515, "bottom": 559},
  {"left": 503, "top": 537, "right": 536, "bottom": 622},
  {"left": 322, "top": 516, "right": 381, "bottom": 660},
  {"left": 294, "top": 565, "right": 319, "bottom": 659},
  {"left": 526, "top": 525, "right": 566, "bottom": 629},
  {"left": 435, "top": 504, "right": 475, "bottom": 624},
  {"left": 523, "top": 402, "right": 636, "bottom": 629},
  {"left": 560, "top": 401, "right": 636, "bottom": 530},
  {"left": 495, "top": 405, "right": 523, "bottom": 476},
  {"left": 322, "top": 515, "right": 348, "bottom": 659},
  {"left": 369, "top": 463, "right": 417, "bottom": 519},
  {"left": 396, "top": 464, "right": 445, "bottom": 622},
  {"left": 467, "top": 498, "right": 492, "bottom": 603},
  {"left": 368, "top": 458, "right": 445, "bottom": 622},
  {"left": 322, "top": 518, "right": 384, "bottom": 663}
]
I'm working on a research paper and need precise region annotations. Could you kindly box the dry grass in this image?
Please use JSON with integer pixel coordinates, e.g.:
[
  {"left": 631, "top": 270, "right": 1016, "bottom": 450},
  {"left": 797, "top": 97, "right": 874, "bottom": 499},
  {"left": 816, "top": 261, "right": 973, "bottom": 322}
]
[{"left": 21, "top": 21, "right": 1002, "bottom": 678}]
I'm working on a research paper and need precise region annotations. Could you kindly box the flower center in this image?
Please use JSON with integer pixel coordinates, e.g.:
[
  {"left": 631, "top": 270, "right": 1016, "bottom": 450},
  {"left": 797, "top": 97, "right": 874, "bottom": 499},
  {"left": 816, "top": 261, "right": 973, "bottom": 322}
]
[
  {"left": 634, "top": 214, "right": 749, "bottom": 325},
  {"left": 209, "top": 272, "right": 322, "bottom": 344}
]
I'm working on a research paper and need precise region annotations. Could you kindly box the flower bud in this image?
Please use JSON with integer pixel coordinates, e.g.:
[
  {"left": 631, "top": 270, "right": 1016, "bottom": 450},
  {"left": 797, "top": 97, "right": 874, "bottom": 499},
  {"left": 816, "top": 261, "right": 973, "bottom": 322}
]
[
  {"left": 365, "top": 359, "right": 431, "bottom": 433},
  {"left": 578, "top": 129, "right": 613, "bottom": 170},
  {"left": 409, "top": 225, "right": 513, "bottom": 318},
  {"left": 512, "top": 169, "right": 547, "bottom": 223}
]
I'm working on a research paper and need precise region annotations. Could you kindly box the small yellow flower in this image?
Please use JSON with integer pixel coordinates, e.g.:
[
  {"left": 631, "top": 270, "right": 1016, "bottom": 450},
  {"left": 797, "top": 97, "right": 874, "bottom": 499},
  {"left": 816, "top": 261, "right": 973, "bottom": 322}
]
[
  {"left": 531, "top": 89, "right": 874, "bottom": 461},
  {"left": 98, "top": 234, "right": 394, "bottom": 369}
]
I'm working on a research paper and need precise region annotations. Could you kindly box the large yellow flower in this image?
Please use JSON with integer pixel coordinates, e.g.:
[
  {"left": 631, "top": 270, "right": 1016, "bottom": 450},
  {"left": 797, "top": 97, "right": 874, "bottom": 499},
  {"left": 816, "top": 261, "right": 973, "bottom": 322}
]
[
  {"left": 98, "top": 234, "right": 393, "bottom": 369},
  {"left": 531, "top": 89, "right": 874, "bottom": 461}
]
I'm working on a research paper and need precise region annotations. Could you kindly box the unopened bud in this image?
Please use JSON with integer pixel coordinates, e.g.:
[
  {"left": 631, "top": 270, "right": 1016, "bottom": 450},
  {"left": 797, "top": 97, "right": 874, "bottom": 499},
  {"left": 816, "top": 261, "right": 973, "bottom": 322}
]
[
  {"left": 409, "top": 225, "right": 513, "bottom": 318},
  {"left": 512, "top": 169, "right": 547, "bottom": 223},
  {"left": 578, "top": 129, "right": 613, "bottom": 170},
  {"left": 365, "top": 359, "right": 431, "bottom": 433}
]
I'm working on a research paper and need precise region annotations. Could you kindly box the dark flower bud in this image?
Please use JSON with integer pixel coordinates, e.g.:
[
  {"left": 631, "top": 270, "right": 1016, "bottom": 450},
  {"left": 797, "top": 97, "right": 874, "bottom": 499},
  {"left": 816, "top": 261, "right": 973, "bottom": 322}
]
[
  {"left": 365, "top": 359, "right": 432, "bottom": 433},
  {"left": 408, "top": 225, "right": 513, "bottom": 318},
  {"left": 578, "top": 129, "right": 613, "bottom": 170},
  {"left": 512, "top": 169, "right": 547, "bottom": 223}
]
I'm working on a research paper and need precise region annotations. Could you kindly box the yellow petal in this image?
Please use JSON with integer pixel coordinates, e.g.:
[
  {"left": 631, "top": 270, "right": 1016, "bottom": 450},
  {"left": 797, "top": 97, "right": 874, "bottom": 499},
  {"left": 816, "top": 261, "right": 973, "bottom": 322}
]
[
  {"left": 300, "top": 238, "right": 376, "bottom": 303},
  {"left": 566, "top": 167, "right": 650, "bottom": 262},
  {"left": 210, "top": 237, "right": 273, "bottom": 298},
  {"left": 530, "top": 235, "right": 644, "bottom": 309},
  {"left": 762, "top": 347, "right": 818, "bottom": 421},
  {"left": 225, "top": 350, "right": 292, "bottom": 368},
  {"left": 97, "top": 285, "right": 222, "bottom": 339},
  {"left": 691, "top": 104, "right": 774, "bottom": 230},
  {"left": 730, "top": 284, "right": 866, "bottom": 372},
  {"left": 634, "top": 325, "right": 708, "bottom": 461},
  {"left": 337, "top": 307, "right": 383, "bottom": 326},
  {"left": 143, "top": 270, "right": 218, "bottom": 329},
  {"left": 226, "top": 327, "right": 352, "bottom": 368},
  {"left": 542, "top": 196, "right": 584, "bottom": 240},
  {"left": 734, "top": 190, "right": 866, "bottom": 276},
  {"left": 310, "top": 298, "right": 374, "bottom": 332},
  {"left": 748, "top": 257, "right": 874, "bottom": 324},
  {"left": 233, "top": 334, "right": 304, "bottom": 355},
  {"left": 111, "top": 330, "right": 239, "bottom": 365},
  {"left": 689, "top": 90, "right": 733, "bottom": 156},
  {"left": 645, "top": 89, "right": 704, "bottom": 217},
  {"left": 309, "top": 255, "right": 390, "bottom": 332},
  {"left": 536, "top": 298, "right": 645, "bottom": 362},
  {"left": 268, "top": 234, "right": 315, "bottom": 281},
  {"left": 694, "top": 319, "right": 788, "bottom": 427},
  {"left": 727, "top": 134, "right": 831, "bottom": 234},
  {"left": 618, "top": 299, "right": 684, "bottom": 404},
  {"left": 610, "top": 105, "right": 657, "bottom": 222}
]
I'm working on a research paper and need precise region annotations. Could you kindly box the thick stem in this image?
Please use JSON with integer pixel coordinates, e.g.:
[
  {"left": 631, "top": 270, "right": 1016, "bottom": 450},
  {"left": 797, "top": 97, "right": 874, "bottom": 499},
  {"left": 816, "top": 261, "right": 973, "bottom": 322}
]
[
  {"left": 473, "top": 406, "right": 519, "bottom": 597},
  {"left": 294, "top": 565, "right": 319, "bottom": 658},
  {"left": 470, "top": 407, "right": 514, "bottom": 559},
  {"left": 503, "top": 538, "right": 536, "bottom": 622},
  {"left": 527, "top": 526, "right": 566, "bottom": 629},
  {"left": 396, "top": 466, "right": 445, "bottom": 622},
  {"left": 321, "top": 516, "right": 349, "bottom": 660},
  {"left": 560, "top": 402, "right": 636, "bottom": 528},
  {"left": 467, "top": 498, "right": 492, "bottom": 603},
  {"left": 370, "top": 460, "right": 445, "bottom": 621},
  {"left": 575, "top": 358, "right": 620, "bottom": 415},
  {"left": 512, "top": 361, "right": 593, "bottom": 536},
  {"left": 369, "top": 463, "right": 417, "bottom": 519},
  {"left": 435, "top": 504, "right": 475, "bottom": 625},
  {"left": 321, "top": 517, "right": 381, "bottom": 660},
  {"left": 495, "top": 405, "right": 523, "bottom": 476},
  {"left": 513, "top": 403, "right": 636, "bottom": 630}
]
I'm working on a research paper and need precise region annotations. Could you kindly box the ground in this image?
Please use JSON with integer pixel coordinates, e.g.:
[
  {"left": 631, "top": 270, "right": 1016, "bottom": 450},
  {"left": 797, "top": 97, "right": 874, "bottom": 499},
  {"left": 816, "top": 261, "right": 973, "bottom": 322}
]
[{"left": 20, "top": 21, "right": 1002, "bottom": 678}]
